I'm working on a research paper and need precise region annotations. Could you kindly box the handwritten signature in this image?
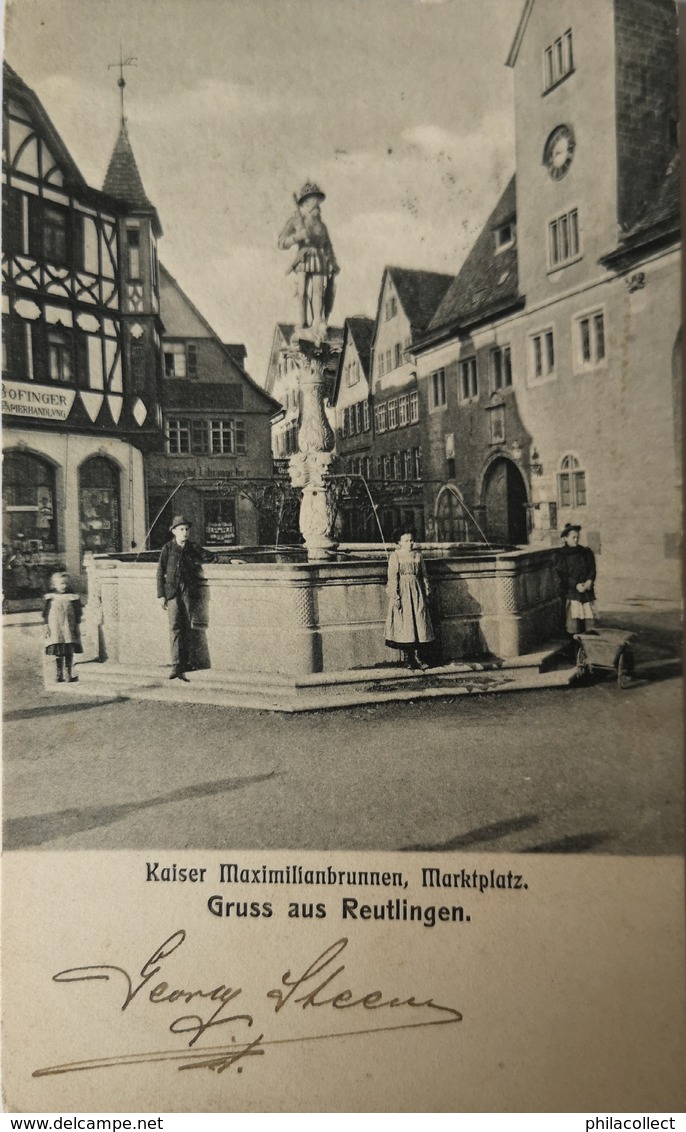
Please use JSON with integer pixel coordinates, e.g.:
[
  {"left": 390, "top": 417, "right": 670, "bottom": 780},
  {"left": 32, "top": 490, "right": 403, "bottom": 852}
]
[{"left": 34, "top": 931, "right": 462, "bottom": 1077}]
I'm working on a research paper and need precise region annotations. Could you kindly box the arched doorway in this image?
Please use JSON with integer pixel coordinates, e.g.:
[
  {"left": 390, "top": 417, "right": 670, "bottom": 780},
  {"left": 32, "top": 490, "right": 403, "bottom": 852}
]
[
  {"left": 482, "top": 457, "right": 528, "bottom": 545},
  {"left": 78, "top": 456, "right": 122, "bottom": 555},
  {"left": 435, "top": 486, "right": 470, "bottom": 542}
]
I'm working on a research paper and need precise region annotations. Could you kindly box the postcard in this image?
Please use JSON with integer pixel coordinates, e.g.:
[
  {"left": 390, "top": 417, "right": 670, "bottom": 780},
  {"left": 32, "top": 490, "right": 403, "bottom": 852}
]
[{"left": 2, "top": 0, "right": 684, "bottom": 1115}]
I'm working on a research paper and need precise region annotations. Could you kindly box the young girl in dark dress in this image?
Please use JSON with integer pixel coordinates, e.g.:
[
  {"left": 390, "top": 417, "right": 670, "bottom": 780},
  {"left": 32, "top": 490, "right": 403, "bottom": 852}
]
[
  {"left": 553, "top": 523, "right": 597, "bottom": 635},
  {"left": 43, "top": 571, "right": 83, "bottom": 682}
]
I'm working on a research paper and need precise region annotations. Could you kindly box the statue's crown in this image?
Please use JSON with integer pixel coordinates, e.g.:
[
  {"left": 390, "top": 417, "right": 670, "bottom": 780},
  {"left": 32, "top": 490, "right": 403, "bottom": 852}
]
[{"left": 297, "top": 182, "right": 325, "bottom": 205}]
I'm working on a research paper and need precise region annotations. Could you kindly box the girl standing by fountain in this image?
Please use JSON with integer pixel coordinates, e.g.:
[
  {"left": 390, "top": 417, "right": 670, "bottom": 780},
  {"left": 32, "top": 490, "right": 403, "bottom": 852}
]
[
  {"left": 43, "top": 570, "right": 83, "bottom": 682},
  {"left": 384, "top": 529, "right": 434, "bottom": 670}
]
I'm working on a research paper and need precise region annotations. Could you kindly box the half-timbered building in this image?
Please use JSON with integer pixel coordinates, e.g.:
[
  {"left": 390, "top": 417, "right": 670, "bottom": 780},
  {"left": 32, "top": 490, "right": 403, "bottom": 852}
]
[{"left": 2, "top": 63, "right": 163, "bottom": 606}]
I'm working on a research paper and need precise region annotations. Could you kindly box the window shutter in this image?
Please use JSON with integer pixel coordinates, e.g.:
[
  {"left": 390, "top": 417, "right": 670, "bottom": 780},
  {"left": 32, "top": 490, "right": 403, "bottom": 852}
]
[
  {"left": 27, "top": 195, "right": 42, "bottom": 258},
  {"left": 2, "top": 188, "right": 23, "bottom": 257},
  {"left": 71, "top": 212, "right": 85, "bottom": 273},
  {"left": 75, "top": 331, "right": 89, "bottom": 389}
]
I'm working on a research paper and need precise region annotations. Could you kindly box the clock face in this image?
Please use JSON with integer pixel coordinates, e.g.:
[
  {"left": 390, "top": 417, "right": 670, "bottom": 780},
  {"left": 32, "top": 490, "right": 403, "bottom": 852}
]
[{"left": 544, "top": 125, "right": 575, "bottom": 180}]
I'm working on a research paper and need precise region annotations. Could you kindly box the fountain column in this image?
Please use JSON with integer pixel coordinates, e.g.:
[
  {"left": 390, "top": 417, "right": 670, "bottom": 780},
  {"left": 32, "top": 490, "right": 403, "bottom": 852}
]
[{"left": 288, "top": 339, "right": 339, "bottom": 559}]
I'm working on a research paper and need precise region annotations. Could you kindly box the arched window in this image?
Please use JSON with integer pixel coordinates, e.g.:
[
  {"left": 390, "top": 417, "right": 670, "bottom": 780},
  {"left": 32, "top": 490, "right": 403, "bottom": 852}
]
[
  {"left": 78, "top": 456, "right": 121, "bottom": 554},
  {"left": 3, "top": 450, "right": 59, "bottom": 599},
  {"left": 3, "top": 450, "right": 57, "bottom": 547},
  {"left": 557, "top": 454, "right": 586, "bottom": 509}
]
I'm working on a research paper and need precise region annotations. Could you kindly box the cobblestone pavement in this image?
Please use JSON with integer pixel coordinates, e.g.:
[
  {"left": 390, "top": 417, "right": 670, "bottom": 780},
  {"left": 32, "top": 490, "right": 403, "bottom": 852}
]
[{"left": 3, "top": 610, "right": 683, "bottom": 853}]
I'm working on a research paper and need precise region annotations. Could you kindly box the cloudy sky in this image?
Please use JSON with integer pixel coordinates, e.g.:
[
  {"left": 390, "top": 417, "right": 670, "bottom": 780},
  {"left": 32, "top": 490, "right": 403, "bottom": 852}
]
[{"left": 5, "top": 0, "right": 522, "bottom": 381}]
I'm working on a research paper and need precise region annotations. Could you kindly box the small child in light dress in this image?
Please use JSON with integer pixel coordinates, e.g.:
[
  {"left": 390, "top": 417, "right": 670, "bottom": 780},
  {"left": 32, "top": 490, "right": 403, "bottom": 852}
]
[{"left": 43, "top": 571, "right": 83, "bottom": 682}]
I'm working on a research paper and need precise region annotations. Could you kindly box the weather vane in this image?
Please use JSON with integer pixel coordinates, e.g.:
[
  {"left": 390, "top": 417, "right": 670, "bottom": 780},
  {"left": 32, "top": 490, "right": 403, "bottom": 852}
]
[{"left": 107, "top": 45, "right": 137, "bottom": 126}]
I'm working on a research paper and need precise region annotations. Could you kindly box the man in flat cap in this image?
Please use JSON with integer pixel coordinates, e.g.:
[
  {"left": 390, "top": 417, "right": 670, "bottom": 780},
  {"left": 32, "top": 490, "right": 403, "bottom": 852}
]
[
  {"left": 157, "top": 517, "right": 214, "bottom": 680},
  {"left": 278, "top": 182, "right": 339, "bottom": 343}
]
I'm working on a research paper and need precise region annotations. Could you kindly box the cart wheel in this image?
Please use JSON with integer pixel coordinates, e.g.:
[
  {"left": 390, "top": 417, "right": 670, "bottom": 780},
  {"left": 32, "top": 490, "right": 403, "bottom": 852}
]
[
  {"left": 617, "top": 647, "right": 634, "bottom": 690},
  {"left": 575, "top": 643, "right": 590, "bottom": 681}
]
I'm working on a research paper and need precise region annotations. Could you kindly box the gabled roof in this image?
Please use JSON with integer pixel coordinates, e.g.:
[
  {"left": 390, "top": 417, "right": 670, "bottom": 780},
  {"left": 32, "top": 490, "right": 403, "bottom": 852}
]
[
  {"left": 264, "top": 324, "right": 295, "bottom": 394},
  {"left": 331, "top": 316, "right": 375, "bottom": 405},
  {"left": 382, "top": 266, "right": 454, "bottom": 339},
  {"left": 159, "top": 263, "right": 280, "bottom": 411},
  {"left": 3, "top": 61, "right": 87, "bottom": 190},
  {"left": 418, "top": 175, "right": 523, "bottom": 348},
  {"left": 224, "top": 344, "right": 247, "bottom": 370},
  {"left": 103, "top": 122, "right": 162, "bottom": 235},
  {"left": 506, "top": 0, "right": 536, "bottom": 68},
  {"left": 347, "top": 317, "right": 375, "bottom": 379}
]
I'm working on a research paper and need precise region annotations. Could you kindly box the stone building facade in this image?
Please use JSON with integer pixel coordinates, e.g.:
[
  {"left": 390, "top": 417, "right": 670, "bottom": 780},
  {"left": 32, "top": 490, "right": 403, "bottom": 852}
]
[{"left": 412, "top": 0, "right": 680, "bottom": 602}]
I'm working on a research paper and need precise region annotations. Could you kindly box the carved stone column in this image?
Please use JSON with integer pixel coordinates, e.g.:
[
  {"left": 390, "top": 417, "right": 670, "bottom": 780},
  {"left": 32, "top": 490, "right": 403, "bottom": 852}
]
[{"left": 288, "top": 339, "right": 339, "bottom": 560}]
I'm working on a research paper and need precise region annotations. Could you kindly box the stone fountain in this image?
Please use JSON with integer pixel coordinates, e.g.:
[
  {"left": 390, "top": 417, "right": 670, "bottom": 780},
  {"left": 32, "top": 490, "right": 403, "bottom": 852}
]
[{"left": 51, "top": 183, "right": 567, "bottom": 711}]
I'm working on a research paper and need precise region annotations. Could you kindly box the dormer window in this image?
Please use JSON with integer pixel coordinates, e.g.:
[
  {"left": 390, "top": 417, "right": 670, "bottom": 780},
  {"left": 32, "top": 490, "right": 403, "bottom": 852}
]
[
  {"left": 164, "top": 342, "right": 188, "bottom": 378},
  {"left": 495, "top": 222, "right": 515, "bottom": 252}
]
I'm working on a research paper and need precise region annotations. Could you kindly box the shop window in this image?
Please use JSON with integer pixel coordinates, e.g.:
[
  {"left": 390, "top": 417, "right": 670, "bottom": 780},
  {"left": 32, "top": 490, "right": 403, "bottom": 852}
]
[
  {"left": 78, "top": 456, "right": 122, "bottom": 555},
  {"left": 3, "top": 451, "right": 60, "bottom": 599},
  {"left": 203, "top": 495, "right": 237, "bottom": 546}
]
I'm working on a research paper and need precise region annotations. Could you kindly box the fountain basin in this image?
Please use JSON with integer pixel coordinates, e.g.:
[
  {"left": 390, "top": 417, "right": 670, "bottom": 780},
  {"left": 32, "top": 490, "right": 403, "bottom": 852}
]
[{"left": 82, "top": 545, "right": 561, "bottom": 678}]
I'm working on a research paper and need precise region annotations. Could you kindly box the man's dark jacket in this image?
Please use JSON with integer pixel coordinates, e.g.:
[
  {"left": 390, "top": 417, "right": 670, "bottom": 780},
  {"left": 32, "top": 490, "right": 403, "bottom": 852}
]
[{"left": 156, "top": 539, "right": 214, "bottom": 601}]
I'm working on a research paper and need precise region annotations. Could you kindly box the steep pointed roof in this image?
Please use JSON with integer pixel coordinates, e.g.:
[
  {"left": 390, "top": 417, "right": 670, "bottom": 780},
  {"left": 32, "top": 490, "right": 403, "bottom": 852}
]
[
  {"left": 418, "top": 175, "right": 523, "bottom": 348},
  {"left": 4, "top": 61, "right": 87, "bottom": 190},
  {"left": 386, "top": 267, "right": 454, "bottom": 337},
  {"left": 347, "top": 317, "right": 375, "bottom": 379},
  {"left": 103, "top": 122, "right": 162, "bottom": 234},
  {"left": 159, "top": 262, "right": 280, "bottom": 411},
  {"left": 331, "top": 316, "right": 375, "bottom": 405}
]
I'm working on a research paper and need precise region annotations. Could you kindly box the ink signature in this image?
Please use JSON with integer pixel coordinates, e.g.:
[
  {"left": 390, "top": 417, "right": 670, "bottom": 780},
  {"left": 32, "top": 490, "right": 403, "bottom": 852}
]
[{"left": 34, "top": 931, "right": 462, "bottom": 1077}]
